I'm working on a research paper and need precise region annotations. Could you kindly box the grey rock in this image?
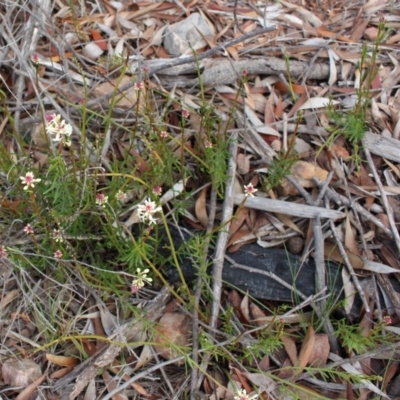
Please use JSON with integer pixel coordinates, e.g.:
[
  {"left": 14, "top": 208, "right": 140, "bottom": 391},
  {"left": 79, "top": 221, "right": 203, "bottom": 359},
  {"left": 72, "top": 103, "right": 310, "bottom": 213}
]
[{"left": 163, "top": 13, "right": 214, "bottom": 56}]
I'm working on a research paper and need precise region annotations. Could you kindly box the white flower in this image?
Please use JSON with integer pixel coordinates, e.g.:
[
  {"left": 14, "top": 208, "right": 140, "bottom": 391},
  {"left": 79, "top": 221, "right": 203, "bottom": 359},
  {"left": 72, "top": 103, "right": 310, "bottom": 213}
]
[
  {"left": 45, "top": 114, "right": 72, "bottom": 146},
  {"left": 137, "top": 198, "right": 162, "bottom": 225},
  {"left": 20, "top": 172, "right": 41, "bottom": 190},
  {"left": 152, "top": 186, "right": 162, "bottom": 196},
  {"left": 131, "top": 268, "right": 153, "bottom": 293},
  {"left": 234, "top": 389, "right": 258, "bottom": 400},
  {"left": 23, "top": 224, "right": 34, "bottom": 234},
  {"left": 244, "top": 183, "right": 258, "bottom": 198},
  {"left": 116, "top": 190, "right": 127, "bottom": 202},
  {"left": 96, "top": 193, "right": 108, "bottom": 208},
  {"left": 52, "top": 229, "right": 63, "bottom": 243},
  {"left": 134, "top": 81, "right": 144, "bottom": 90},
  {"left": 0, "top": 246, "right": 7, "bottom": 258},
  {"left": 54, "top": 250, "right": 63, "bottom": 259}
]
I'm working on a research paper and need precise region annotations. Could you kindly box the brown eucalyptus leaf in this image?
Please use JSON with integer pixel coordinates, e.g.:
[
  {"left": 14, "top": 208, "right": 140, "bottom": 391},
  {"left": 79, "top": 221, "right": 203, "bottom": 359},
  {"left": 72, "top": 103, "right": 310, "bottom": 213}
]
[
  {"left": 154, "top": 313, "right": 191, "bottom": 365},
  {"left": 195, "top": 186, "right": 209, "bottom": 227},
  {"left": 46, "top": 354, "right": 79, "bottom": 367},
  {"left": 297, "top": 325, "right": 316, "bottom": 372},
  {"left": 324, "top": 242, "right": 364, "bottom": 269},
  {"left": 281, "top": 334, "right": 298, "bottom": 365},
  {"left": 307, "top": 334, "right": 330, "bottom": 367}
]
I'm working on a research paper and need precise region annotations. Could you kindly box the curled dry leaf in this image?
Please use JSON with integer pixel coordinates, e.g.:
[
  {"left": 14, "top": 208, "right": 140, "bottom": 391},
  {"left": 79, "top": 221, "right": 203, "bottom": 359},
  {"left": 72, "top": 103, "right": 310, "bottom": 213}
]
[
  {"left": 296, "top": 325, "right": 316, "bottom": 373},
  {"left": 307, "top": 334, "right": 330, "bottom": 367},
  {"left": 102, "top": 371, "right": 129, "bottom": 400},
  {"left": 324, "top": 241, "right": 364, "bottom": 269},
  {"left": 46, "top": 353, "right": 79, "bottom": 367},
  {"left": 13, "top": 373, "right": 46, "bottom": 400},
  {"left": 237, "top": 153, "right": 253, "bottom": 175},
  {"left": 195, "top": 186, "right": 209, "bottom": 227},
  {"left": 243, "top": 372, "right": 277, "bottom": 394},
  {"left": 154, "top": 312, "right": 191, "bottom": 365},
  {"left": 298, "top": 98, "right": 339, "bottom": 110},
  {"left": 84, "top": 378, "right": 96, "bottom": 400},
  {"left": 281, "top": 334, "right": 298, "bottom": 366},
  {"left": 92, "top": 76, "right": 139, "bottom": 110},
  {"left": 134, "top": 344, "right": 154, "bottom": 371},
  {"left": 278, "top": 161, "right": 328, "bottom": 196},
  {"left": 2, "top": 359, "right": 42, "bottom": 387},
  {"left": 342, "top": 267, "right": 356, "bottom": 315}
]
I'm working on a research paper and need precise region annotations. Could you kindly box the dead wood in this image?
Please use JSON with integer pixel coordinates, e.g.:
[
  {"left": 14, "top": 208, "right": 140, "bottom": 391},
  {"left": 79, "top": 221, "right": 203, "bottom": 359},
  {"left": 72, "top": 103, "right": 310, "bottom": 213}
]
[{"left": 157, "top": 57, "right": 331, "bottom": 87}]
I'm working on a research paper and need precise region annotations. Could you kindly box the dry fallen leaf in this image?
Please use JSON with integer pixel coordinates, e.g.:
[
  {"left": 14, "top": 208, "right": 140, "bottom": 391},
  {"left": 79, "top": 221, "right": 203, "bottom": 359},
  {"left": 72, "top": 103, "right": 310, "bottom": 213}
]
[
  {"left": 307, "top": 334, "right": 330, "bottom": 367},
  {"left": 102, "top": 371, "right": 129, "bottom": 400},
  {"left": 2, "top": 359, "right": 42, "bottom": 387},
  {"left": 279, "top": 161, "right": 328, "bottom": 196},
  {"left": 15, "top": 373, "right": 46, "bottom": 400},
  {"left": 46, "top": 353, "right": 80, "bottom": 367},
  {"left": 324, "top": 241, "right": 364, "bottom": 269},
  {"left": 195, "top": 186, "right": 209, "bottom": 227},
  {"left": 296, "top": 325, "right": 316, "bottom": 373},
  {"left": 154, "top": 312, "right": 191, "bottom": 365},
  {"left": 281, "top": 334, "right": 298, "bottom": 366}
]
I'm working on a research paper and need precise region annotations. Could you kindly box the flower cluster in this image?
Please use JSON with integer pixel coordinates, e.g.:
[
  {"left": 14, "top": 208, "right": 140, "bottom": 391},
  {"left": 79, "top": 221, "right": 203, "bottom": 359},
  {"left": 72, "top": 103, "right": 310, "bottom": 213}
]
[
  {"left": 23, "top": 224, "right": 34, "bottom": 234},
  {"left": 31, "top": 53, "right": 40, "bottom": 65},
  {"left": 134, "top": 81, "right": 144, "bottom": 91},
  {"left": 0, "top": 246, "right": 7, "bottom": 258},
  {"left": 137, "top": 198, "right": 162, "bottom": 225},
  {"left": 52, "top": 229, "right": 63, "bottom": 243},
  {"left": 54, "top": 250, "right": 63, "bottom": 259},
  {"left": 152, "top": 186, "right": 162, "bottom": 196},
  {"left": 20, "top": 172, "right": 41, "bottom": 191},
  {"left": 244, "top": 183, "right": 257, "bottom": 198},
  {"left": 204, "top": 140, "right": 212, "bottom": 149},
  {"left": 45, "top": 114, "right": 73, "bottom": 147},
  {"left": 115, "top": 190, "right": 127, "bottom": 202},
  {"left": 131, "top": 268, "right": 153, "bottom": 293},
  {"left": 95, "top": 193, "right": 108, "bottom": 208},
  {"left": 234, "top": 389, "right": 258, "bottom": 400}
]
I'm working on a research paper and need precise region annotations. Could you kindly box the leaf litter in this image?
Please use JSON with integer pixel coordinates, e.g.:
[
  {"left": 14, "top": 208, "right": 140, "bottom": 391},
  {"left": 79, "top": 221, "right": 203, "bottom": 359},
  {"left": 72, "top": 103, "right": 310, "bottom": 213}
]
[{"left": 0, "top": 0, "right": 400, "bottom": 399}]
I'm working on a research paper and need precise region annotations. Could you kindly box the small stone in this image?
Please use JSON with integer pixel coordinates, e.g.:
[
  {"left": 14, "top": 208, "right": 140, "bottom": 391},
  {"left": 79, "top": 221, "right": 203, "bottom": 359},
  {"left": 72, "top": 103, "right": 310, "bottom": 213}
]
[
  {"left": 82, "top": 42, "right": 104, "bottom": 60},
  {"left": 287, "top": 236, "right": 304, "bottom": 254}
]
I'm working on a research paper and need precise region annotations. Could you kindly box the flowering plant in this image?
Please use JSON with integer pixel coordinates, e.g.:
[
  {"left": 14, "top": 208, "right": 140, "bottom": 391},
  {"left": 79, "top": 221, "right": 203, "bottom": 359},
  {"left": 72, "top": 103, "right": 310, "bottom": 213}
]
[
  {"left": 45, "top": 114, "right": 73, "bottom": 146},
  {"left": 137, "top": 198, "right": 162, "bottom": 225},
  {"left": 131, "top": 268, "right": 153, "bottom": 293}
]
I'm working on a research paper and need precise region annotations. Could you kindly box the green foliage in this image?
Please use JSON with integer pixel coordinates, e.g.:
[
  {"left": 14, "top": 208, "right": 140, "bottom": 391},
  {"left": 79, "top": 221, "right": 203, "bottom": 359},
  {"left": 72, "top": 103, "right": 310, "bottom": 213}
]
[
  {"left": 333, "top": 319, "right": 394, "bottom": 354},
  {"left": 323, "top": 20, "right": 387, "bottom": 166},
  {"left": 261, "top": 150, "right": 297, "bottom": 192}
]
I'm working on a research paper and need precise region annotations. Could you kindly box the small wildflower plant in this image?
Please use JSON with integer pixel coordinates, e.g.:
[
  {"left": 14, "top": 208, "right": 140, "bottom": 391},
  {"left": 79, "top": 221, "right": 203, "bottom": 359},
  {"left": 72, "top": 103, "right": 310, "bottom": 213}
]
[
  {"left": 244, "top": 183, "right": 257, "bottom": 197},
  {"left": 20, "top": 171, "right": 41, "bottom": 191},
  {"left": 234, "top": 389, "right": 258, "bottom": 400},
  {"left": 45, "top": 114, "right": 73, "bottom": 146},
  {"left": 0, "top": 246, "right": 7, "bottom": 258},
  {"left": 95, "top": 193, "right": 108, "bottom": 208},
  {"left": 137, "top": 198, "right": 162, "bottom": 225},
  {"left": 52, "top": 229, "right": 63, "bottom": 243},
  {"left": 134, "top": 81, "right": 144, "bottom": 91},
  {"left": 131, "top": 268, "right": 153, "bottom": 293},
  {"left": 54, "top": 250, "right": 63, "bottom": 259},
  {"left": 23, "top": 224, "right": 34, "bottom": 234}
]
